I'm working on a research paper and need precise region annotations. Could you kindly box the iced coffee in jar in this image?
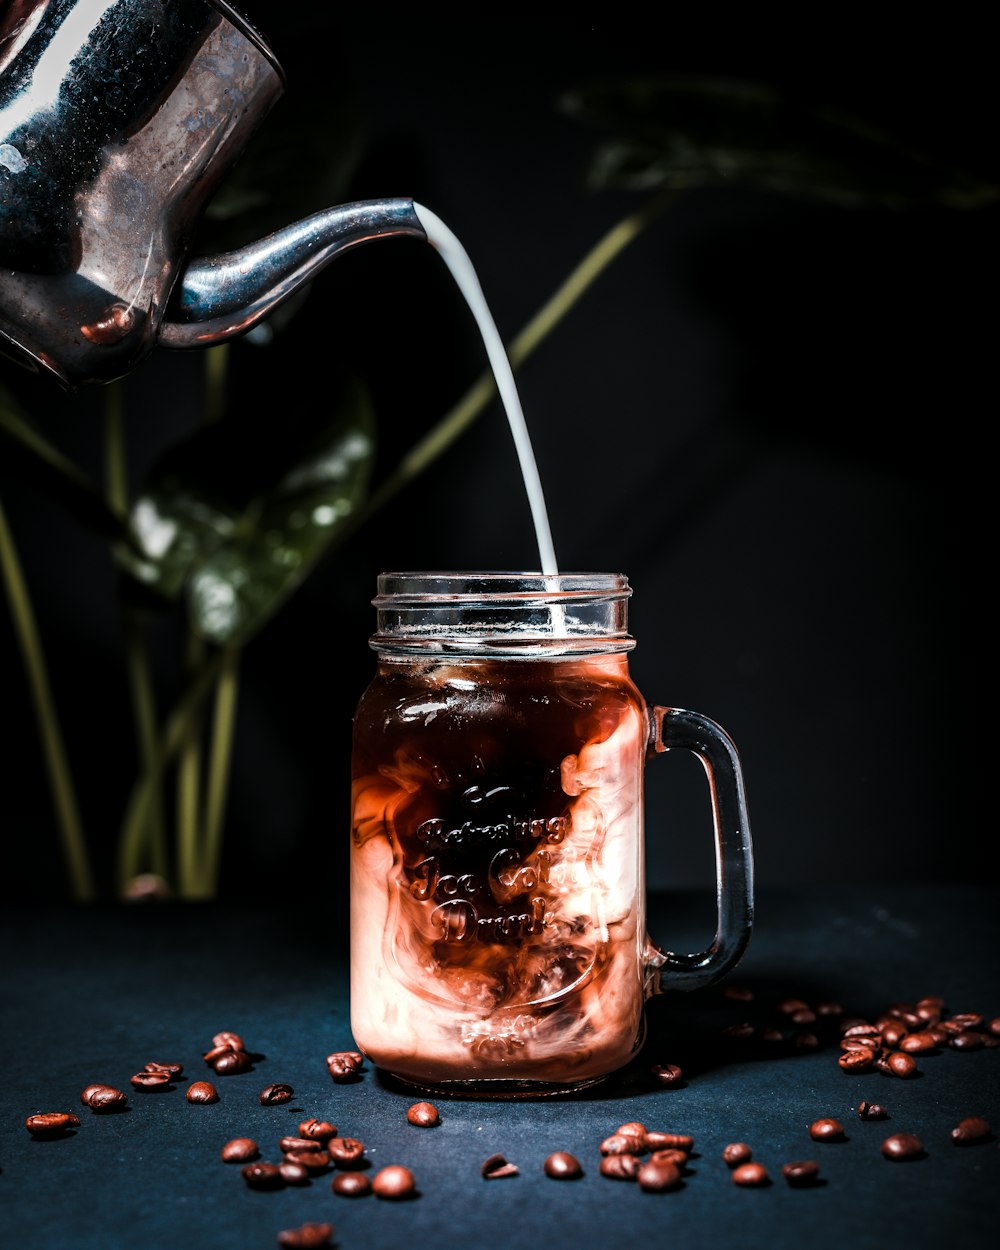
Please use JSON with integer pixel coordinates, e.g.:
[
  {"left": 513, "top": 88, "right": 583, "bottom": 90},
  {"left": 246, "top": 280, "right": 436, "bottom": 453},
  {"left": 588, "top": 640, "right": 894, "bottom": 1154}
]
[{"left": 350, "top": 573, "right": 753, "bottom": 1096}]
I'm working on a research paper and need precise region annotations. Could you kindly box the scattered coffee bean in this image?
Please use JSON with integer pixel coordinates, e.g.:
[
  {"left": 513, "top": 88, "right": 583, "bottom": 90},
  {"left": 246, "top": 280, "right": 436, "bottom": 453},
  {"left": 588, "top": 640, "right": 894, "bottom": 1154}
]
[
  {"left": 809, "top": 1119, "right": 845, "bottom": 1142},
  {"left": 782, "top": 1160, "right": 820, "bottom": 1187},
  {"left": 989, "top": 1017, "right": 1000, "bottom": 1036},
  {"left": 601, "top": 1133, "right": 645, "bottom": 1156},
  {"left": 543, "top": 1151, "right": 583, "bottom": 1179},
  {"left": 778, "top": 998, "right": 810, "bottom": 1015},
  {"left": 899, "top": 1032, "right": 936, "bottom": 1053},
  {"left": 186, "top": 1081, "right": 218, "bottom": 1104},
  {"left": 951, "top": 1116, "right": 991, "bottom": 1145},
  {"left": 950, "top": 1013, "right": 983, "bottom": 1030},
  {"left": 221, "top": 1137, "right": 259, "bottom": 1163},
  {"left": 213, "top": 1031, "right": 246, "bottom": 1052},
  {"left": 406, "top": 1101, "right": 440, "bottom": 1127},
  {"left": 279, "top": 1161, "right": 310, "bottom": 1185},
  {"left": 815, "top": 1002, "right": 843, "bottom": 1018},
  {"left": 80, "top": 1084, "right": 127, "bottom": 1113},
  {"left": 259, "top": 1083, "right": 294, "bottom": 1106},
  {"left": 241, "top": 1162, "right": 284, "bottom": 1190},
  {"left": 144, "top": 1062, "right": 183, "bottom": 1078},
  {"left": 722, "top": 983, "right": 755, "bottom": 1002},
  {"left": 950, "top": 1032, "right": 984, "bottom": 1051},
  {"left": 332, "top": 1172, "right": 372, "bottom": 1196},
  {"left": 880, "top": 1023, "right": 908, "bottom": 1047},
  {"left": 298, "top": 1119, "right": 337, "bottom": 1141},
  {"left": 327, "top": 1137, "right": 366, "bottom": 1169},
  {"left": 838, "top": 1050, "right": 876, "bottom": 1073},
  {"left": 759, "top": 1028, "right": 785, "bottom": 1045},
  {"left": 616, "top": 1122, "right": 647, "bottom": 1141},
  {"left": 881, "top": 1132, "right": 923, "bottom": 1161},
  {"left": 645, "top": 1132, "right": 693, "bottom": 1152},
  {"left": 24, "top": 1112, "right": 80, "bottom": 1137},
  {"left": 280, "top": 1137, "right": 322, "bottom": 1154},
  {"left": 276, "top": 1222, "right": 333, "bottom": 1249},
  {"left": 725, "top": 1022, "right": 756, "bottom": 1040},
  {"left": 637, "top": 1159, "right": 681, "bottom": 1192},
  {"left": 130, "top": 1070, "right": 173, "bottom": 1090},
  {"left": 790, "top": 1008, "right": 817, "bottom": 1026},
  {"left": 284, "top": 1150, "right": 331, "bottom": 1174},
  {"left": 649, "top": 1149, "right": 689, "bottom": 1168},
  {"left": 600, "top": 1154, "right": 642, "bottom": 1180},
  {"left": 732, "top": 1162, "right": 769, "bottom": 1186},
  {"left": 650, "top": 1063, "right": 684, "bottom": 1088},
  {"left": 372, "top": 1165, "right": 417, "bottom": 1199},
  {"left": 203, "top": 1044, "right": 236, "bottom": 1065},
  {"left": 886, "top": 1051, "right": 918, "bottom": 1078},
  {"left": 722, "top": 1143, "right": 752, "bottom": 1167},
  {"left": 213, "top": 1049, "right": 252, "bottom": 1076},
  {"left": 326, "top": 1051, "right": 364, "bottom": 1081},
  {"left": 791, "top": 1031, "right": 820, "bottom": 1051},
  {"left": 481, "top": 1154, "right": 520, "bottom": 1180},
  {"left": 858, "top": 1101, "right": 889, "bottom": 1121}
]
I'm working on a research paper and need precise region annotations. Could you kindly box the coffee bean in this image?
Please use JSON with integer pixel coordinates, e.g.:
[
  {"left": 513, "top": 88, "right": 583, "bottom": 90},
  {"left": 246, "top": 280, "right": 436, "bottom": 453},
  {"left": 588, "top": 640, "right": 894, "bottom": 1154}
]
[
  {"left": 130, "top": 1071, "right": 173, "bottom": 1090},
  {"left": 241, "top": 1162, "right": 284, "bottom": 1190},
  {"left": 842, "top": 1022, "right": 879, "bottom": 1039},
  {"left": 372, "top": 1165, "right": 417, "bottom": 1199},
  {"left": 481, "top": 1153, "right": 520, "bottom": 1179},
  {"left": 858, "top": 1101, "right": 889, "bottom": 1121},
  {"left": 186, "top": 1081, "right": 218, "bottom": 1104},
  {"left": 989, "top": 1017, "right": 1000, "bottom": 1036},
  {"left": 951, "top": 1116, "right": 991, "bottom": 1145},
  {"left": 543, "top": 1152, "right": 583, "bottom": 1179},
  {"left": 881, "top": 1132, "right": 923, "bottom": 1161},
  {"left": 203, "top": 1044, "right": 236, "bottom": 1065},
  {"left": 280, "top": 1137, "right": 323, "bottom": 1154},
  {"left": 284, "top": 1150, "right": 331, "bottom": 1174},
  {"left": 880, "top": 1023, "right": 907, "bottom": 1047},
  {"left": 600, "top": 1154, "right": 642, "bottom": 1180},
  {"left": 722, "top": 1143, "right": 753, "bottom": 1167},
  {"left": 144, "top": 1062, "right": 183, "bottom": 1078},
  {"left": 778, "top": 998, "right": 810, "bottom": 1015},
  {"left": 332, "top": 1172, "right": 373, "bottom": 1196},
  {"left": 815, "top": 1002, "right": 843, "bottom": 1018},
  {"left": 759, "top": 1028, "right": 785, "bottom": 1045},
  {"left": 221, "top": 1137, "right": 259, "bottom": 1163},
  {"left": 916, "top": 996, "right": 945, "bottom": 1013},
  {"left": 645, "top": 1132, "right": 693, "bottom": 1152},
  {"left": 213, "top": 1031, "right": 246, "bottom": 1052},
  {"left": 838, "top": 1049, "right": 876, "bottom": 1073},
  {"left": 601, "top": 1133, "right": 645, "bottom": 1156},
  {"left": 25, "top": 1112, "right": 80, "bottom": 1137},
  {"left": 782, "top": 1160, "right": 820, "bottom": 1187},
  {"left": 950, "top": 1032, "right": 984, "bottom": 1051},
  {"left": 80, "top": 1084, "right": 127, "bottom": 1113},
  {"left": 722, "top": 983, "right": 755, "bottom": 1002},
  {"left": 406, "top": 1101, "right": 439, "bottom": 1127},
  {"left": 637, "top": 1159, "right": 681, "bottom": 1192},
  {"left": 649, "top": 1149, "right": 689, "bottom": 1168},
  {"left": 840, "top": 1037, "right": 879, "bottom": 1052},
  {"left": 886, "top": 1051, "right": 918, "bottom": 1078},
  {"left": 213, "top": 1049, "right": 252, "bottom": 1076},
  {"left": 809, "top": 1119, "right": 845, "bottom": 1142},
  {"left": 899, "top": 1032, "right": 936, "bottom": 1053},
  {"left": 790, "top": 1008, "right": 817, "bottom": 1026},
  {"left": 326, "top": 1051, "right": 364, "bottom": 1081},
  {"left": 725, "top": 1022, "right": 756, "bottom": 1040},
  {"left": 791, "top": 1031, "right": 820, "bottom": 1051},
  {"left": 616, "top": 1121, "right": 648, "bottom": 1141},
  {"left": 276, "top": 1222, "right": 333, "bottom": 1248},
  {"left": 298, "top": 1119, "right": 337, "bottom": 1141},
  {"left": 950, "top": 1013, "right": 984, "bottom": 1031},
  {"left": 279, "top": 1161, "right": 310, "bottom": 1185},
  {"left": 732, "top": 1162, "right": 769, "bottom": 1186},
  {"left": 650, "top": 1063, "right": 684, "bottom": 1088},
  {"left": 259, "top": 1083, "right": 294, "bottom": 1106},
  {"left": 327, "top": 1137, "right": 366, "bottom": 1169}
]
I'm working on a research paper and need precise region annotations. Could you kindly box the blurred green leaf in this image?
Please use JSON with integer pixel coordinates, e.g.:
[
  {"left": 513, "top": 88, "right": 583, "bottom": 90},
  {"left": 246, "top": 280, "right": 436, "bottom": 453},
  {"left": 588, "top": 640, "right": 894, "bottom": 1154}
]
[
  {"left": 561, "top": 76, "right": 999, "bottom": 209},
  {"left": 122, "top": 374, "right": 375, "bottom": 645}
]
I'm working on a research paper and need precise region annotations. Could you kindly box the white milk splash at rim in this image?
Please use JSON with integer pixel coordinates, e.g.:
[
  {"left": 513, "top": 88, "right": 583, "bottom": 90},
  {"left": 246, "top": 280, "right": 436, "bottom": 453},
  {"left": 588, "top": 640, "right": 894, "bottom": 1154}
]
[{"left": 413, "top": 203, "right": 559, "bottom": 580}]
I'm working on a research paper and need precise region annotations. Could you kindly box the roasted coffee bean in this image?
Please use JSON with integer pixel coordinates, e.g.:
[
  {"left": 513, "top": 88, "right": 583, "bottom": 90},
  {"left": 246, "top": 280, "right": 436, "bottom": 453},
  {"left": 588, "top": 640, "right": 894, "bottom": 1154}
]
[
  {"left": 916, "top": 996, "right": 945, "bottom": 1013},
  {"left": 213, "top": 1031, "right": 246, "bottom": 1052},
  {"left": 722, "top": 1142, "right": 752, "bottom": 1167},
  {"left": 899, "top": 1032, "right": 936, "bottom": 1053},
  {"left": 372, "top": 1164, "right": 417, "bottom": 1199},
  {"left": 886, "top": 1051, "right": 918, "bottom": 1078},
  {"left": 645, "top": 1132, "right": 693, "bottom": 1152},
  {"left": 989, "top": 1017, "right": 1000, "bottom": 1036},
  {"left": 221, "top": 1138, "right": 259, "bottom": 1163},
  {"left": 636, "top": 1159, "right": 681, "bottom": 1192},
  {"left": 284, "top": 1150, "right": 331, "bottom": 1174},
  {"left": 25, "top": 1112, "right": 80, "bottom": 1137},
  {"left": 649, "top": 1149, "right": 689, "bottom": 1168},
  {"left": 759, "top": 1028, "right": 785, "bottom": 1045},
  {"left": 332, "top": 1172, "right": 373, "bottom": 1196},
  {"left": 186, "top": 1081, "right": 218, "bottom": 1104},
  {"left": 279, "top": 1161, "right": 311, "bottom": 1185},
  {"left": 144, "top": 1062, "right": 183, "bottom": 1078},
  {"left": 80, "top": 1084, "right": 127, "bottom": 1113},
  {"left": 950, "top": 1032, "right": 985, "bottom": 1051},
  {"left": 842, "top": 1023, "right": 880, "bottom": 1039},
  {"left": 130, "top": 1070, "right": 172, "bottom": 1090},
  {"left": 809, "top": 1119, "right": 845, "bottom": 1142},
  {"left": 241, "top": 1162, "right": 284, "bottom": 1190},
  {"left": 732, "top": 1162, "right": 769, "bottom": 1186},
  {"left": 778, "top": 998, "right": 810, "bottom": 1015},
  {"left": 839, "top": 1016, "right": 872, "bottom": 1035},
  {"left": 276, "top": 1222, "right": 333, "bottom": 1248},
  {"left": 616, "top": 1121, "right": 648, "bottom": 1141},
  {"left": 839, "top": 1049, "right": 875, "bottom": 1072},
  {"left": 543, "top": 1151, "right": 583, "bottom": 1179},
  {"left": 213, "top": 1049, "right": 252, "bottom": 1076},
  {"left": 880, "top": 1023, "right": 907, "bottom": 1047},
  {"left": 790, "top": 1008, "right": 817, "bottom": 1026},
  {"left": 722, "top": 983, "right": 755, "bottom": 1002},
  {"left": 203, "top": 1044, "right": 236, "bottom": 1065},
  {"left": 327, "top": 1137, "right": 365, "bottom": 1169},
  {"left": 950, "top": 1013, "right": 984, "bottom": 1031},
  {"left": 298, "top": 1119, "right": 337, "bottom": 1141},
  {"left": 650, "top": 1063, "right": 684, "bottom": 1088},
  {"left": 928, "top": 1025, "right": 951, "bottom": 1045},
  {"left": 406, "top": 1101, "right": 440, "bottom": 1127},
  {"left": 782, "top": 1160, "right": 820, "bottom": 1187},
  {"left": 841, "top": 1037, "right": 880, "bottom": 1052},
  {"left": 601, "top": 1133, "right": 645, "bottom": 1156},
  {"left": 725, "top": 1022, "right": 756, "bottom": 1040},
  {"left": 481, "top": 1154, "right": 519, "bottom": 1179},
  {"left": 951, "top": 1116, "right": 991, "bottom": 1145},
  {"left": 815, "top": 1001, "right": 843, "bottom": 1018},
  {"left": 600, "top": 1154, "right": 642, "bottom": 1180},
  {"left": 792, "top": 1031, "right": 820, "bottom": 1051},
  {"left": 881, "top": 1132, "right": 923, "bottom": 1161},
  {"left": 259, "top": 1083, "right": 294, "bottom": 1106},
  {"left": 858, "top": 1101, "right": 889, "bottom": 1120},
  {"left": 280, "top": 1137, "right": 322, "bottom": 1154},
  {"left": 326, "top": 1051, "right": 364, "bottom": 1081}
]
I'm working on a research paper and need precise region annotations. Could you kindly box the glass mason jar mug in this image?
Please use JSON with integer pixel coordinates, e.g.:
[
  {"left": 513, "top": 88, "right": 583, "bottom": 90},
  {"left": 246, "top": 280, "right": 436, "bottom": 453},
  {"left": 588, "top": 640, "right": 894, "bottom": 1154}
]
[{"left": 350, "top": 573, "right": 753, "bottom": 1096}]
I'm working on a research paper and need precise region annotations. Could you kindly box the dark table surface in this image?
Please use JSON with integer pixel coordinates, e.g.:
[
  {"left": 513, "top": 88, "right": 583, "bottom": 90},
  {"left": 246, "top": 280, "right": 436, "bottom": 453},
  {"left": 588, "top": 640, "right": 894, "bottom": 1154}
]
[{"left": 2, "top": 884, "right": 998, "bottom": 1249}]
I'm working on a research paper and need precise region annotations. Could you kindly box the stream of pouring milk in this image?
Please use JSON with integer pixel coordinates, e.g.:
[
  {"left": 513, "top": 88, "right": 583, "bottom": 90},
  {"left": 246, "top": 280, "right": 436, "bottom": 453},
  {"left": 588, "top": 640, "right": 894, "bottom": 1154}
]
[{"left": 412, "top": 204, "right": 559, "bottom": 580}]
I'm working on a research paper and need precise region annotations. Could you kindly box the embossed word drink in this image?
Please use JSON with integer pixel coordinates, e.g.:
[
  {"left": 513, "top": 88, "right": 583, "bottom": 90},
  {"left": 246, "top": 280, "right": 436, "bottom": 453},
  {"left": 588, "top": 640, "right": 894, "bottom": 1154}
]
[{"left": 350, "top": 573, "right": 753, "bottom": 1096}]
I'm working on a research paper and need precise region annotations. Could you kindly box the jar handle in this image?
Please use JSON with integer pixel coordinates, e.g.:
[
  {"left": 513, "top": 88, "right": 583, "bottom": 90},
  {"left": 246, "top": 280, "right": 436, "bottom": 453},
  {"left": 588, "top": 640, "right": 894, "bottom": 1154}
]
[{"left": 643, "top": 706, "right": 754, "bottom": 996}]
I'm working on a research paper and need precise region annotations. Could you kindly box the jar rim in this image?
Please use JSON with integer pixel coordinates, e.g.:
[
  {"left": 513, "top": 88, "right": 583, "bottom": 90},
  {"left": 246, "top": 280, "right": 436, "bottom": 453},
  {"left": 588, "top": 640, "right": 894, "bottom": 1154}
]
[{"left": 374, "top": 572, "right": 631, "bottom": 605}]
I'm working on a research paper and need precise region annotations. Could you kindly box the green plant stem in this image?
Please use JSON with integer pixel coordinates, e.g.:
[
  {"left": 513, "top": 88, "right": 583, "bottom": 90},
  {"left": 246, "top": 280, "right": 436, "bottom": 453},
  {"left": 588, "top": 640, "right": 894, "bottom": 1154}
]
[
  {"left": 203, "top": 344, "right": 230, "bottom": 424},
  {"left": 0, "top": 494, "right": 95, "bottom": 900},
  {"left": 176, "top": 630, "right": 205, "bottom": 896},
  {"left": 197, "top": 645, "right": 241, "bottom": 897}
]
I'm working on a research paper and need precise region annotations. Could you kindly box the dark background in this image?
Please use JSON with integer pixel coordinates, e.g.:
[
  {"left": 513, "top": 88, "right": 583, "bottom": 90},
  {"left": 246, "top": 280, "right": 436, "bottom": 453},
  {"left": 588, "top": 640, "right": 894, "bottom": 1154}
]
[{"left": 0, "top": 4, "right": 994, "bottom": 902}]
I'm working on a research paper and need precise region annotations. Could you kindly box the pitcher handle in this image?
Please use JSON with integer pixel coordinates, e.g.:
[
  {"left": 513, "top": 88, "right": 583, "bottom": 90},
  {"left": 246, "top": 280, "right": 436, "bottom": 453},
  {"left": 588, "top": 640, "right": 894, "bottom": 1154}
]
[{"left": 644, "top": 706, "right": 754, "bottom": 996}]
